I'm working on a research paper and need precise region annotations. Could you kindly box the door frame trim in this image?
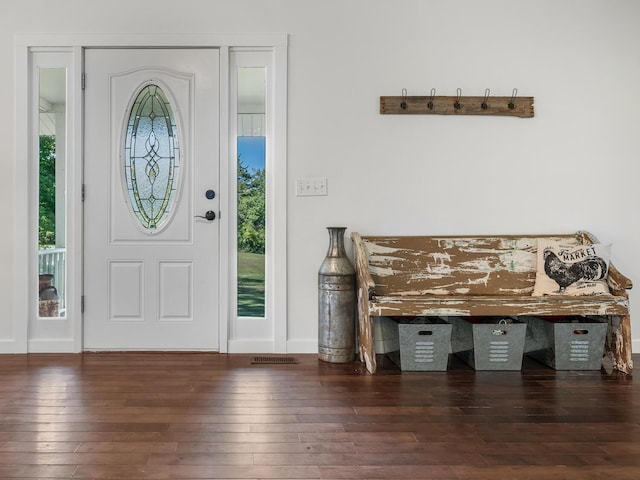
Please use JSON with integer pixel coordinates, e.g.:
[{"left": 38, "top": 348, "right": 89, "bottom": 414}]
[{"left": 13, "top": 33, "right": 288, "bottom": 354}]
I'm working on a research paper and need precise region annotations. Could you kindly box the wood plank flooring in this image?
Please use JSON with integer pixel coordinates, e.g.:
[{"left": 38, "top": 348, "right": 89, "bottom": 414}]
[{"left": 0, "top": 352, "right": 638, "bottom": 479}]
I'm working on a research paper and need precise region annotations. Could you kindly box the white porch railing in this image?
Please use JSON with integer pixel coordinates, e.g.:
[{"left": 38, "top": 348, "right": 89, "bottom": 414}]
[{"left": 38, "top": 247, "right": 66, "bottom": 314}]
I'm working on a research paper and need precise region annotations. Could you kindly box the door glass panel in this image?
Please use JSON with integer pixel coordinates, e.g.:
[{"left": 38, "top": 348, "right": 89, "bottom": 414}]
[
  {"left": 124, "top": 84, "right": 180, "bottom": 231},
  {"left": 38, "top": 68, "right": 66, "bottom": 318},
  {"left": 237, "top": 67, "right": 266, "bottom": 317}
]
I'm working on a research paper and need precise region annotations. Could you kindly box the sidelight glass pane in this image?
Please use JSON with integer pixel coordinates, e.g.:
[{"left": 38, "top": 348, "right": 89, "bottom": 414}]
[
  {"left": 38, "top": 68, "right": 66, "bottom": 318},
  {"left": 124, "top": 84, "right": 180, "bottom": 230},
  {"left": 237, "top": 67, "right": 266, "bottom": 318}
]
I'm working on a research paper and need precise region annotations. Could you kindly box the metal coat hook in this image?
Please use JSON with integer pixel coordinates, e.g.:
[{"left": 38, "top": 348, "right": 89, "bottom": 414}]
[
  {"left": 427, "top": 88, "right": 436, "bottom": 110},
  {"left": 454, "top": 88, "right": 463, "bottom": 110},
  {"left": 400, "top": 88, "right": 408, "bottom": 110},
  {"left": 508, "top": 88, "right": 518, "bottom": 110},
  {"left": 481, "top": 88, "right": 490, "bottom": 110}
]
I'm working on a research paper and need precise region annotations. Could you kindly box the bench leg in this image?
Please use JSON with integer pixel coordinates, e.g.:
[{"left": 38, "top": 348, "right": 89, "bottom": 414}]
[
  {"left": 356, "top": 288, "right": 377, "bottom": 373},
  {"left": 604, "top": 315, "right": 633, "bottom": 374}
]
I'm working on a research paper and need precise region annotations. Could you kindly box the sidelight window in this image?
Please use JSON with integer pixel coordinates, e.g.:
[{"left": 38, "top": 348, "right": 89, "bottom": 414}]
[
  {"left": 38, "top": 67, "right": 67, "bottom": 318},
  {"left": 236, "top": 67, "right": 267, "bottom": 318},
  {"left": 228, "top": 45, "right": 287, "bottom": 352}
]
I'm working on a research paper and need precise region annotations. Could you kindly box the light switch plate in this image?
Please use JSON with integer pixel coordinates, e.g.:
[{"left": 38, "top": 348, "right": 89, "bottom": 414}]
[{"left": 296, "top": 178, "right": 328, "bottom": 196}]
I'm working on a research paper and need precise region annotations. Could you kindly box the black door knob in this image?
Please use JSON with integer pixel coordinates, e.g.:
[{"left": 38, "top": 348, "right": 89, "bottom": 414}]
[{"left": 195, "top": 211, "right": 216, "bottom": 221}]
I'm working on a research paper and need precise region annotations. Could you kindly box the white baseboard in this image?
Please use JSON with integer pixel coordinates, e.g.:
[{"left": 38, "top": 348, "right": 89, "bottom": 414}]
[
  {"left": 0, "top": 339, "right": 21, "bottom": 353},
  {"left": 632, "top": 338, "right": 639, "bottom": 354},
  {"left": 286, "top": 338, "right": 317, "bottom": 353},
  {"left": 0, "top": 337, "right": 76, "bottom": 353},
  {"left": 226, "top": 338, "right": 318, "bottom": 354},
  {"left": 27, "top": 339, "right": 77, "bottom": 353},
  {"left": 227, "top": 339, "right": 276, "bottom": 353}
]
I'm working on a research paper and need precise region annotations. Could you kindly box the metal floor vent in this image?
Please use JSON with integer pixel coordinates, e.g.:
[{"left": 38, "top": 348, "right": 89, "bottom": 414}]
[{"left": 251, "top": 356, "right": 298, "bottom": 365}]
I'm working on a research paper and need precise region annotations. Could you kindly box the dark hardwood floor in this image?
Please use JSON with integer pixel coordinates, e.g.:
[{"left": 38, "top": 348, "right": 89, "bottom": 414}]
[{"left": 0, "top": 352, "right": 638, "bottom": 479}]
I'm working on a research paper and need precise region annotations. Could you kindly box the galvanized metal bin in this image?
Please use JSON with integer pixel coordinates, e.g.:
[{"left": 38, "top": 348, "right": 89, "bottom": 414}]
[
  {"left": 525, "top": 316, "right": 607, "bottom": 370},
  {"left": 449, "top": 317, "right": 526, "bottom": 370},
  {"left": 387, "top": 317, "right": 452, "bottom": 371}
]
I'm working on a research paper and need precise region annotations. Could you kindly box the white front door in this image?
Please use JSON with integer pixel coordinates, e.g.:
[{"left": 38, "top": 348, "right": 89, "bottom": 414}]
[{"left": 83, "top": 48, "right": 220, "bottom": 350}]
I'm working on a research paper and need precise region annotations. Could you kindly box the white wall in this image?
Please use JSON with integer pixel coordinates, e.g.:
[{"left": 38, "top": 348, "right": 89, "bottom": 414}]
[{"left": 1, "top": 0, "right": 639, "bottom": 351}]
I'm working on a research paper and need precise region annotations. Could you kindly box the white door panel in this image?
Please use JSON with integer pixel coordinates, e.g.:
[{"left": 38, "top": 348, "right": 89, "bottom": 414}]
[{"left": 84, "top": 49, "right": 219, "bottom": 350}]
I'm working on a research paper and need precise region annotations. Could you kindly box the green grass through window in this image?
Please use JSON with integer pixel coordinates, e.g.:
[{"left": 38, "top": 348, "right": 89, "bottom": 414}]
[{"left": 237, "top": 251, "right": 265, "bottom": 317}]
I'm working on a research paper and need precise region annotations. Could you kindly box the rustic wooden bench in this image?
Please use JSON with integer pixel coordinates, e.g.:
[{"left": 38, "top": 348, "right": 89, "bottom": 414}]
[{"left": 351, "top": 232, "right": 633, "bottom": 374}]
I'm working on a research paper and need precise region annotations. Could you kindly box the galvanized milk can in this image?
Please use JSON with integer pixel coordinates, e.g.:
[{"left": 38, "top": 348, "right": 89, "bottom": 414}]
[
  {"left": 318, "top": 227, "right": 356, "bottom": 363},
  {"left": 39, "top": 273, "right": 60, "bottom": 317}
]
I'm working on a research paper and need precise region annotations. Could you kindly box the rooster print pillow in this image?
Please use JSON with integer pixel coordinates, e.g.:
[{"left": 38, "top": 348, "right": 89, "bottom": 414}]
[{"left": 532, "top": 241, "right": 611, "bottom": 296}]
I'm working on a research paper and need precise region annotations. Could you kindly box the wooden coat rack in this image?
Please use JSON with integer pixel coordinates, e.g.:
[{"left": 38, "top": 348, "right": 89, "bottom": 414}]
[{"left": 380, "top": 88, "right": 534, "bottom": 118}]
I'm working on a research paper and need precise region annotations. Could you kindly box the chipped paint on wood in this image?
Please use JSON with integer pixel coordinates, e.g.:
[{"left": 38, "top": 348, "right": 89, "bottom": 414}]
[
  {"left": 351, "top": 232, "right": 633, "bottom": 374},
  {"left": 360, "top": 235, "right": 575, "bottom": 297},
  {"left": 368, "top": 265, "right": 396, "bottom": 277}
]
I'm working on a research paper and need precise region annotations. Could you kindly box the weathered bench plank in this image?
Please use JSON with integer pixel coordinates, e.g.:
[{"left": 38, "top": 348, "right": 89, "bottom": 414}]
[
  {"left": 369, "top": 295, "right": 629, "bottom": 317},
  {"left": 351, "top": 232, "right": 633, "bottom": 374}
]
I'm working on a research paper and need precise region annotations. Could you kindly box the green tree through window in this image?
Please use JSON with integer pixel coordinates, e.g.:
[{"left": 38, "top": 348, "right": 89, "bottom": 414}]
[
  {"left": 39, "top": 135, "right": 56, "bottom": 247},
  {"left": 237, "top": 154, "right": 266, "bottom": 316},
  {"left": 237, "top": 154, "right": 265, "bottom": 254}
]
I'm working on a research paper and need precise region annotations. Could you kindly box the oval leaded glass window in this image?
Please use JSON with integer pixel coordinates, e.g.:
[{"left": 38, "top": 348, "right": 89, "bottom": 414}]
[{"left": 124, "top": 84, "right": 180, "bottom": 231}]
